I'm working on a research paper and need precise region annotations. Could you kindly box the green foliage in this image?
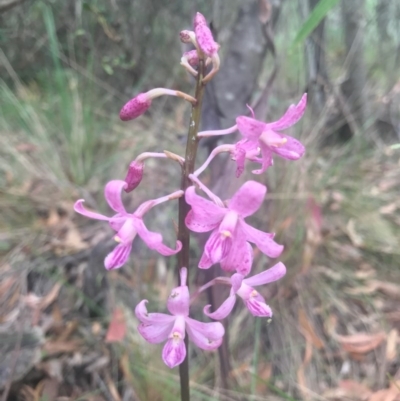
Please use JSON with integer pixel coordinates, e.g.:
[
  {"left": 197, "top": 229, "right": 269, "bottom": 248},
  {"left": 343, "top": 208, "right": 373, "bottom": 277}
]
[{"left": 291, "top": 0, "right": 341, "bottom": 48}]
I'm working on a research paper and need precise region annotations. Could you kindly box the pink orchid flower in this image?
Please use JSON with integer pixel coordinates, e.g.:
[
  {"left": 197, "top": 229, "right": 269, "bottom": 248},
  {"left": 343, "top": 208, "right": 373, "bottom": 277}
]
[
  {"left": 185, "top": 181, "right": 283, "bottom": 275},
  {"left": 135, "top": 268, "right": 225, "bottom": 368},
  {"left": 201, "top": 262, "right": 286, "bottom": 320},
  {"left": 74, "top": 180, "right": 182, "bottom": 270},
  {"left": 235, "top": 93, "right": 307, "bottom": 176}
]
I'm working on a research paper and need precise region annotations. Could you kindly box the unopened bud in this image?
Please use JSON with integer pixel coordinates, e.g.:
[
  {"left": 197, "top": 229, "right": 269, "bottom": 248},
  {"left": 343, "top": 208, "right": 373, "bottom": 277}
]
[
  {"left": 119, "top": 93, "right": 151, "bottom": 121},
  {"left": 194, "top": 19, "right": 219, "bottom": 57},
  {"left": 183, "top": 50, "right": 199, "bottom": 67},
  {"left": 193, "top": 12, "right": 207, "bottom": 28},
  {"left": 124, "top": 160, "right": 144, "bottom": 192},
  {"left": 180, "top": 30, "right": 195, "bottom": 44}
]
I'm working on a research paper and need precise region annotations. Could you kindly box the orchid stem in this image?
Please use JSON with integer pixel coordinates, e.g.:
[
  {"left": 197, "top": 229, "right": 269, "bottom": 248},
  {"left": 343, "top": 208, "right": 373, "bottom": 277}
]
[{"left": 177, "top": 57, "right": 206, "bottom": 401}]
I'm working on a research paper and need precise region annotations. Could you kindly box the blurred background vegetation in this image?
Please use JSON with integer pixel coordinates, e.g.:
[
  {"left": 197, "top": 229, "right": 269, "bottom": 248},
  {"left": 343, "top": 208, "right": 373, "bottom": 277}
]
[{"left": 1, "top": 0, "right": 400, "bottom": 400}]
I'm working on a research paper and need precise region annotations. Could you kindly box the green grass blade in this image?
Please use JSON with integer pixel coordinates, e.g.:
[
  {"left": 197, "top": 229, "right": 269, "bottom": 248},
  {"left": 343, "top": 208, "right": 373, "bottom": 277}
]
[{"left": 291, "top": 0, "right": 340, "bottom": 49}]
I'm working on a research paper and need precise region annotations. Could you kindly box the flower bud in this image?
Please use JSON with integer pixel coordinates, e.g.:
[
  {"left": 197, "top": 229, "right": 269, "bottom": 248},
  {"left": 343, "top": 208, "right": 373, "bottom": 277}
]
[
  {"left": 179, "top": 30, "right": 194, "bottom": 43},
  {"left": 193, "top": 14, "right": 219, "bottom": 57},
  {"left": 183, "top": 50, "right": 199, "bottom": 67},
  {"left": 124, "top": 160, "right": 144, "bottom": 192},
  {"left": 119, "top": 93, "right": 151, "bottom": 121},
  {"left": 193, "top": 12, "right": 207, "bottom": 28}
]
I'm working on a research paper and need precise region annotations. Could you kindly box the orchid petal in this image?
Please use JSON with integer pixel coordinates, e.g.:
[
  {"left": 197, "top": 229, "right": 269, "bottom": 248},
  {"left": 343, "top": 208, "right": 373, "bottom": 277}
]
[
  {"left": 265, "top": 93, "right": 307, "bottom": 131},
  {"left": 185, "top": 187, "right": 225, "bottom": 232},
  {"left": 204, "top": 228, "right": 232, "bottom": 264},
  {"left": 244, "top": 262, "right": 286, "bottom": 287},
  {"left": 134, "top": 218, "right": 182, "bottom": 256},
  {"left": 116, "top": 218, "right": 137, "bottom": 244},
  {"left": 220, "top": 234, "right": 253, "bottom": 276},
  {"left": 162, "top": 316, "right": 186, "bottom": 368},
  {"left": 138, "top": 321, "right": 175, "bottom": 344},
  {"left": 228, "top": 181, "right": 266, "bottom": 217},
  {"left": 203, "top": 295, "right": 236, "bottom": 320},
  {"left": 232, "top": 143, "right": 246, "bottom": 178},
  {"left": 230, "top": 274, "right": 244, "bottom": 293},
  {"left": 162, "top": 338, "right": 186, "bottom": 368},
  {"left": 271, "top": 134, "right": 305, "bottom": 160},
  {"left": 252, "top": 141, "right": 273, "bottom": 174},
  {"left": 244, "top": 296, "right": 273, "bottom": 317},
  {"left": 74, "top": 200, "right": 110, "bottom": 221},
  {"left": 236, "top": 116, "right": 265, "bottom": 140},
  {"left": 135, "top": 300, "right": 176, "bottom": 324},
  {"left": 198, "top": 251, "right": 213, "bottom": 269},
  {"left": 240, "top": 221, "right": 284, "bottom": 258},
  {"left": 167, "top": 285, "right": 190, "bottom": 317},
  {"left": 104, "top": 242, "right": 132, "bottom": 270},
  {"left": 185, "top": 317, "right": 225, "bottom": 350},
  {"left": 109, "top": 214, "right": 128, "bottom": 231},
  {"left": 104, "top": 180, "right": 127, "bottom": 214}
]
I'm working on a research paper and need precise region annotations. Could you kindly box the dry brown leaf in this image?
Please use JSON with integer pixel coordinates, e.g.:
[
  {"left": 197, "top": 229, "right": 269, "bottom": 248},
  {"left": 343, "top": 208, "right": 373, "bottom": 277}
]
[
  {"left": 46, "top": 209, "right": 62, "bottom": 227},
  {"left": 105, "top": 307, "right": 127, "bottom": 343},
  {"left": 120, "top": 353, "right": 135, "bottom": 386},
  {"left": 371, "top": 280, "right": 400, "bottom": 300},
  {"left": 256, "top": 362, "right": 272, "bottom": 394},
  {"left": 63, "top": 223, "right": 88, "bottom": 251},
  {"left": 386, "top": 329, "right": 398, "bottom": 361},
  {"left": 40, "top": 283, "right": 62, "bottom": 310},
  {"left": 336, "top": 332, "right": 386, "bottom": 355},
  {"left": 380, "top": 202, "right": 398, "bottom": 215},
  {"left": 39, "top": 378, "right": 59, "bottom": 401},
  {"left": 347, "top": 219, "right": 364, "bottom": 247},
  {"left": 104, "top": 370, "right": 122, "bottom": 401},
  {"left": 368, "top": 388, "right": 399, "bottom": 401},
  {"left": 58, "top": 320, "right": 78, "bottom": 342},
  {"left": 43, "top": 339, "right": 81, "bottom": 355},
  {"left": 323, "top": 380, "right": 372, "bottom": 401},
  {"left": 298, "top": 308, "right": 324, "bottom": 349},
  {"left": 297, "top": 339, "right": 313, "bottom": 401}
]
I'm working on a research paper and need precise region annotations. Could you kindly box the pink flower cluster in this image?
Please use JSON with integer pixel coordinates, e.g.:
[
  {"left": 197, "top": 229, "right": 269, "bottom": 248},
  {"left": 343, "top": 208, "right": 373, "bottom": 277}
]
[{"left": 74, "top": 12, "right": 307, "bottom": 369}]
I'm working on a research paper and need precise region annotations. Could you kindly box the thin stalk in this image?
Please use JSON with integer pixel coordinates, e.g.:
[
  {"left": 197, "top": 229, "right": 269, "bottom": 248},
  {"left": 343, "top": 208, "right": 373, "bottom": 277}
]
[{"left": 177, "top": 59, "right": 206, "bottom": 401}]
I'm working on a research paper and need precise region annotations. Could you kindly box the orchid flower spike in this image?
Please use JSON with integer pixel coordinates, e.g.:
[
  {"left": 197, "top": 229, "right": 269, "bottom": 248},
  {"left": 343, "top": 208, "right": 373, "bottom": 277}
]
[
  {"left": 202, "top": 262, "right": 286, "bottom": 320},
  {"left": 185, "top": 181, "right": 283, "bottom": 275},
  {"left": 120, "top": 88, "right": 196, "bottom": 121},
  {"left": 74, "top": 181, "right": 183, "bottom": 269},
  {"left": 234, "top": 94, "right": 307, "bottom": 176},
  {"left": 135, "top": 268, "right": 225, "bottom": 369}
]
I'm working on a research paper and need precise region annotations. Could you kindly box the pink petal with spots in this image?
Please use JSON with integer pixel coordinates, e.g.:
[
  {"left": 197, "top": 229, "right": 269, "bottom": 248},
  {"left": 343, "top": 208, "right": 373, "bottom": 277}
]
[
  {"left": 185, "top": 186, "right": 225, "bottom": 232},
  {"left": 240, "top": 221, "right": 284, "bottom": 258},
  {"left": 119, "top": 93, "right": 151, "bottom": 121},
  {"left": 236, "top": 116, "right": 265, "bottom": 139},
  {"left": 186, "top": 317, "right": 225, "bottom": 349},
  {"left": 272, "top": 134, "right": 305, "bottom": 160},
  {"left": 265, "top": 93, "right": 307, "bottom": 131}
]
